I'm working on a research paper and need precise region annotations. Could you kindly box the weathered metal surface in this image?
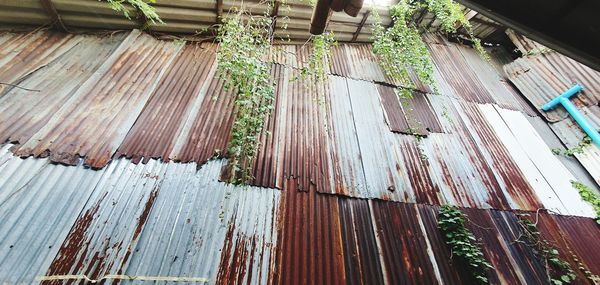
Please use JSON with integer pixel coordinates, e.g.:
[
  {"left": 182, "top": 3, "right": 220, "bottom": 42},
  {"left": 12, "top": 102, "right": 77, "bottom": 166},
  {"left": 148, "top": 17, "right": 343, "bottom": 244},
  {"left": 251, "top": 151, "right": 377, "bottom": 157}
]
[
  {"left": 504, "top": 34, "right": 600, "bottom": 121},
  {"left": 377, "top": 85, "right": 442, "bottom": 135},
  {"left": 0, "top": 144, "right": 280, "bottom": 284},
  {"left": 0, "top": 30, "right": 80, "bottom": 95},
  {"left": 504, "top": 34, "right": 600, "bottom": 186},
  {"left": 0, "top": 144, "right": 107, "bottom": 284},
  {"left": 0, "top": 33, "right": 126, "bottom": 145},
  {"left": 425, "top": 33, "right": 535, "bottom": 115},
  {"left": 11, "top": 30, "right": 182, "bottom": 168},
  {"left": 1, "top": 145, "right": 599, "bottom": 284},
  {"left": 115, "top": 43, "right": 218, "bottom": 164}
]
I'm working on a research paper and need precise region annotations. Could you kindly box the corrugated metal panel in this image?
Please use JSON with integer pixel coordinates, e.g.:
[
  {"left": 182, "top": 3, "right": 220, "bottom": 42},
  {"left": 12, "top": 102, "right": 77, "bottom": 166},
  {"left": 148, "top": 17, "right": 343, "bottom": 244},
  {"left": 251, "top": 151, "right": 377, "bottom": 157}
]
[
  {"left": 115, "top": 43, "right": 217, "bottom": 163},
  {"left": 0, "top": 33, "right": 126, "bottom": 145},
  {"left": 376, "top": 85, "right": 442, "bottom": 135},
  {"left": 0, "top": 144, "right": 280, "bottom": 284},
  {"left": 12, "top": 30, "right": 183, "bottom": 168},
  {"left": 0, "top": 30, "right": 81, "bottom": 95},
  {"left": 486, "top": 105, "right": 595, "bottom": 217},
  {"left": 0, "top": 145, "right": 107, "bottom": 284},
  {"left": 2, "top": 143, "right": 599, "bottom": 284}
]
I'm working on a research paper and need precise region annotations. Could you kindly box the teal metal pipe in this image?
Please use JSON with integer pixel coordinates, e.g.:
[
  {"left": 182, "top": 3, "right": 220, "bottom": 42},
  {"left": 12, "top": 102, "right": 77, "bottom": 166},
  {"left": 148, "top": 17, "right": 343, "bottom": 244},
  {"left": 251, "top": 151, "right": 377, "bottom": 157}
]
[{"left": 542, "top": 84, "right": 600, "bottom": 147}]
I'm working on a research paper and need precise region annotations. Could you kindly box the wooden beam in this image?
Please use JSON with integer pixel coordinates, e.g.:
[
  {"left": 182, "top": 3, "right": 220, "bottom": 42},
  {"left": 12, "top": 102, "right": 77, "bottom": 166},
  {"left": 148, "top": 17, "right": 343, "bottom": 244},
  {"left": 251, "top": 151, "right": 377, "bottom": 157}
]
[
  {"left": 269, "top": 0, "right": 281, "bottom": 42},
  {"left": 216, "top": 0, "right": 223, "bottom": 24},
  {"left": 351, "top": 10, "right": 369, "bottom": 42},
  {"left": 40, "top": 0, "right": 67, "bottom": 31}
]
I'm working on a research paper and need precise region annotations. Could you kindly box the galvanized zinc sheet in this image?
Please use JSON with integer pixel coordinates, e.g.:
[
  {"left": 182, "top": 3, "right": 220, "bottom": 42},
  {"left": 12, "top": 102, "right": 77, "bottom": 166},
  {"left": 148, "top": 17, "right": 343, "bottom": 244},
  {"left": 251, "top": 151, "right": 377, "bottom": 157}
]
[
  {"left": 0, "top": 33, "right": 126, "bottom": 145},
  {"left": 12, "top": 30, "right": 182, "bottom": 168},
  {"left": 0, "top": 144, "right": 280, "bottom": 284}
]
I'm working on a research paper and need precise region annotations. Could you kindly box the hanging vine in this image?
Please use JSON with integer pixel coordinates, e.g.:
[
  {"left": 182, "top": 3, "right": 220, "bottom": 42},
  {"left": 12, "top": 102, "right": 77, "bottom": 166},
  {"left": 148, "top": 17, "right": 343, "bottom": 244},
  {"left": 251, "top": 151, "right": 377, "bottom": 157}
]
[
  {"left": 105, "top": 0, "right": 164, "bottom": 25},
  {"left": 438, "top": 205, "right": 493, "bottom": 284},
  {"left": 372, "top": 0, "right": 488, "bottom": 98},
  {"left": 422, "top": 0, "right": 489, "bottom": 60},
  {"left": 515, "top": 213, "right": 577, "bottom": 285},
  {"left": 217, "top": 10, "right": 275, "bottom": 184},
  {"left": 372, "top": 3, "right": 434, "bottom": 98},
  {"left": 301, "top": 32, "right": 337, "bottom": 82}
]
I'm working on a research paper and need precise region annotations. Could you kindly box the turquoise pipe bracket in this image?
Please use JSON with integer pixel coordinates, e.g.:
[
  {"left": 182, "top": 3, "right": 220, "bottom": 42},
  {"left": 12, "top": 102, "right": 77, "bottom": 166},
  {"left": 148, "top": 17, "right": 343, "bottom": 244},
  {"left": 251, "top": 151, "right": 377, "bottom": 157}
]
[{"left": 542, "top": 84, "right": 600, "bottom": 147}]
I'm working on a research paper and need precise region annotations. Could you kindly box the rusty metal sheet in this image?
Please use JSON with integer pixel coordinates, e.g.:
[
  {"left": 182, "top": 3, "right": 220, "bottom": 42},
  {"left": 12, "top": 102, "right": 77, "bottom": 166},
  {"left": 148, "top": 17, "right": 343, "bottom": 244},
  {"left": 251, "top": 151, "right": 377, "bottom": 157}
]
[
  {"left": 0, "top": 144, "right": 107, "bottom": 284},
  {"left": 0, "top": 32, "right": 126, "bottom": 145},
  {"left": 0, "top": 30, "right": 81, "bottom": 95},
  {"left": 376, "top": 85, "right": 442, "bottom": 135},
  {"left": 272, "top": 185, "right": 346, "bottom": 285},
  {"left": 115, "top": 43, "right": 217, "bottom": 164},
  {"left": 11, "top": 30, "right": 183, "bottom": 168},
  {"left": 0, "top": 145, "right": 281, "bottom": 284},
  {"left": 425, "top": 33, "right": 495, "bottom": 104}
]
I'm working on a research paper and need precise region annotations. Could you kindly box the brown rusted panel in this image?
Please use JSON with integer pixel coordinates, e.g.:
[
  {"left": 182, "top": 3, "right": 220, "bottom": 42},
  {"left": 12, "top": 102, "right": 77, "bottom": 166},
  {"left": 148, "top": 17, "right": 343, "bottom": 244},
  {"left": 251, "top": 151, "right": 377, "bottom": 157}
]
[
  {"left": 248, "top": 66, "right": 333, "bottom": 192},
  {"left": 525, "top": 213, "right": 594, "bottom": 284},
  {"left": 404, "top": 93, "right": 443, "bottom": 134},
  {"left": 0, "top": 33, "right": 125, "bottom": 146},
  {"left": 0, "top": 31, "right": 79, "bottom": 95},
  {"left": 456, "top": 101, "right": 543, "bottom": 210},
  {"left": 338, "top": 198, "right": 384, "bottom": 284},
  {"left": 115, "top": 43, "right": 216, "bottom": 163},
  {"left": 551, "top": 215, "right": 600, "bottom": 278},
  {"left": 376, "top": 84, "right": 411, "bottom": 133},
  {"left": 273, "top": 183, "right": 346, "bottom": 285},
  {"left": 425, "top": 33, "right": 495, "bottom": 104},
  {"left": 12, "top": 30, "right": 182, "bottom": 168},
  {"left": 370, "top": 201, "right": 440, "bottom": 284},
  {"left": 169, "top": 65, "right": 235, "bottom": 165},
  {"left": 417, "top": 204, "right": 468, "bottom": 284}
]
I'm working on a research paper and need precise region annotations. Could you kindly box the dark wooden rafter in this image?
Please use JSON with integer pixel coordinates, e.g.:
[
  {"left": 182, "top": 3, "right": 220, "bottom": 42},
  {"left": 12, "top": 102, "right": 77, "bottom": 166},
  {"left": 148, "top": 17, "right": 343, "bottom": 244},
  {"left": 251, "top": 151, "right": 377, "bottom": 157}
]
[
  {"left": 351, "top": 10, "right": 370, "bottom": 42},
  {"left": 40, "top": 0, "right": 67, "bottom": 32},
  {"left": 269, "top": 0, "right": 281, "bottom": 42},
  {"left": 216, "top": 0, "right": 223, "bottom": 24}
]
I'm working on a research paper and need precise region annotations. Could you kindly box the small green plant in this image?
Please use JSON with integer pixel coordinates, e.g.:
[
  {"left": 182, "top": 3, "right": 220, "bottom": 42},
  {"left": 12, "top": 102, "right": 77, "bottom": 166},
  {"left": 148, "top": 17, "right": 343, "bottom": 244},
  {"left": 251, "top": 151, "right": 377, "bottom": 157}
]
[
  {"left": 105, "top": 0, "right": 164, "bottom": 25},
  {"left": 301, "top": 32, "right": 337, "bottom": 82},
  {"left": 564, "top": 136, "right": 591, "bottom": 156},
  {"left": 551, "top": 148, "right": 562, "bottom": 155},
  {"left": 571, "top": 180, "right": 600, "bottom": 224},
  {"left": 571, "top": 253, "right": 600, "bottom": 283},
  {"left": 516, "top": 213, "right": 577, "bottom": 285},
  {"left": 372, "top": 0, "right": 487, "bottom": 98},
  {"left": 438, "top": 205, "right": 493, "bottom": 284}
]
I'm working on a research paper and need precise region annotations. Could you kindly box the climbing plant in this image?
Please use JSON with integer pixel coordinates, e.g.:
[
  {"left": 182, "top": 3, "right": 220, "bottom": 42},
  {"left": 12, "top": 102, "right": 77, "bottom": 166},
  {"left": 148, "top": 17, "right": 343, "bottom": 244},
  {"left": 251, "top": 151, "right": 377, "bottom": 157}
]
[
  {"left": 515, "top": 213, "right": 577, "bottom": 285},
  {"left": 422, "top": 0, "right": 488, "bottom": 60},
  {"left": 301, "top": 32, "right": 337, "bottom": 82},
  {"left": 105, "top": 0, "right": 163, "bottom": 25},
  {"left": 438, "top": 205, "right": 493, "bottom": 284},
  {"left": 372, "top": 3, "right": 434, "bottom": 98},
  {"left": 372, "top": 0, "right": 488, "bottom": 98},
  {"left": 571, "top": 180, "right": 600, "bottom": 224},
  {"left": 216, "top": 11, "right": 275, "bottom": 184}
]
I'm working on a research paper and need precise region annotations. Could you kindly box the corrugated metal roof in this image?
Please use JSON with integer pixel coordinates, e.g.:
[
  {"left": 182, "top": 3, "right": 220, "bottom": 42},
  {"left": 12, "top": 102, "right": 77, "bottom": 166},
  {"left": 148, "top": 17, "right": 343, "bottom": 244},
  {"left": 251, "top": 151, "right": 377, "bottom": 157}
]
[
  {"left": 0, "top": 0, "right": 503, "bottom": 43},
  {"left": 1, "top": 29, "right": 599, "bottom": 284},
  {"left": 0, "top": 30, "right": 594, "bottom": 214}
]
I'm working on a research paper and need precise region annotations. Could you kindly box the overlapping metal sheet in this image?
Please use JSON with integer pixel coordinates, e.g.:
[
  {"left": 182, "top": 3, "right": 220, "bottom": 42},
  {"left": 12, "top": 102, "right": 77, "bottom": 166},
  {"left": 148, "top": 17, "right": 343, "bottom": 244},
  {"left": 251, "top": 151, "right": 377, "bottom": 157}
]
[
  {"left": 11, "top": 30, "right": 183, "bottom": 168},
  {"left": 0, "top": 30, "right": 594, "bottom": 213},
  {"left": 503, "top": 33, "right": 600, "bottom": 187},
  {"left": 273, "top": 189, "right": 600, "bottom": 285},
  {"left": 0, "top": 144, "right": 280, "bottom": 284},
  {"left": 1, "top": 29, "right": 599, "bottom": 285},
  {"left": 0, "top": 32, "right": 125, "bottom": 145}
]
